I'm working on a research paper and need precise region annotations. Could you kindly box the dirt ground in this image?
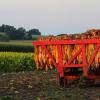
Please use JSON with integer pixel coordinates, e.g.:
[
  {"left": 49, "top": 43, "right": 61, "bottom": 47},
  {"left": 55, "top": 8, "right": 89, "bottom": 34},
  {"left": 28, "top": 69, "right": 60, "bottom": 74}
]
[{"left": 0, "top": 70, "right": 100, "bottom": 100}]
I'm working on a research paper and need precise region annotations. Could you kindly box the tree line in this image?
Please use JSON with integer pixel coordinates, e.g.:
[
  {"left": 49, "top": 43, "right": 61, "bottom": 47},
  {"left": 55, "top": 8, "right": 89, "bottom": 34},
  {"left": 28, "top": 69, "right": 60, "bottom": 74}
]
[{"left": 0, "top": 24, "right": 41, "bottom": 41}]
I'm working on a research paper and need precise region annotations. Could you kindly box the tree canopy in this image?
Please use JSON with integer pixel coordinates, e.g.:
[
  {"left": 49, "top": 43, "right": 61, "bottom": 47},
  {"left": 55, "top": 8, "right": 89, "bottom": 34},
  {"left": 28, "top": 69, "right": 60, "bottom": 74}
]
[{"left": 0, "top": 24, "right": 41, "bottom": 40}]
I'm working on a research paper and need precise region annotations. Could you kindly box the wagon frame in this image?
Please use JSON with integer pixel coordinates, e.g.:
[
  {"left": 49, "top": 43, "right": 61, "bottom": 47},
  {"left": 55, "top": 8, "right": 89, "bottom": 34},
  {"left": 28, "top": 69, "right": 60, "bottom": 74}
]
[{"left": 33, "top": 39, "right": 100, "bottom": 86}]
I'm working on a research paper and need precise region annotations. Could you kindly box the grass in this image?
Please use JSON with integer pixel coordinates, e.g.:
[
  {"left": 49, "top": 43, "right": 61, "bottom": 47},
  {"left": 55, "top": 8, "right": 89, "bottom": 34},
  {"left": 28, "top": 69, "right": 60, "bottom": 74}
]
[
  {"left": 0, "top": 70, "right": 100, "bottom": 100},
  {"left": 0, "top": 40, "right": 34, "bottom": 52},
  {"left": 0, "top": 40, "right": 33, "bottom": 46}
]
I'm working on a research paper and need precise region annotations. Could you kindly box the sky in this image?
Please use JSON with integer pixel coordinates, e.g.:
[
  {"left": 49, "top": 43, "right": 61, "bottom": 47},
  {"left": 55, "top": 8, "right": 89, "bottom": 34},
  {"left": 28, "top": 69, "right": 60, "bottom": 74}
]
[{"left": 0, "top": 0, "right": 100, "bottom": 35}]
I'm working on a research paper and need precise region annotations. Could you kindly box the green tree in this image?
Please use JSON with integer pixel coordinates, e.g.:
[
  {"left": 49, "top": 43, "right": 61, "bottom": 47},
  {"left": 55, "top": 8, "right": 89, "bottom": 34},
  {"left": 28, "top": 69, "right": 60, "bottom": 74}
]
[
  {"left": 27, "top": 29, "right": 41, "bottom": 35},
  {"left": 0, "top": 24, "right": 41, "bottom": 40},
  {"left": 0, "top": 34, "right": 10, "bottom": 41},
  {"left": 0, "top": 24, "right": 16, "bottom": 34},
  {"left": 16, "top": 27, "right": 26, "bottom": 40}
]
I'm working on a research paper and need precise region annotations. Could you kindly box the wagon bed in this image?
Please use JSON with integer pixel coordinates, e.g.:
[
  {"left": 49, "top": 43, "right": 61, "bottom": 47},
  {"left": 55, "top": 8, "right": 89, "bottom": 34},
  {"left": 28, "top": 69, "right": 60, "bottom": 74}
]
[{"left": 33, "top": 39, "right": 100, "bottom": 86}]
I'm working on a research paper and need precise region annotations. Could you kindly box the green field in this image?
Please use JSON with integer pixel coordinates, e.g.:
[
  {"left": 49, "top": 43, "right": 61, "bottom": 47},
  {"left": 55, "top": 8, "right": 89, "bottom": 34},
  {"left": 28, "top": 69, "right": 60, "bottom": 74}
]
[
  {"left": 0, "top": 40, "right": 33, "bottom": 46},
  {"left": 0, "top": 40, "right": 34, "bottom": 52},
  {"left": 0, "top": 52, "right": 35, "bottom": 72}
]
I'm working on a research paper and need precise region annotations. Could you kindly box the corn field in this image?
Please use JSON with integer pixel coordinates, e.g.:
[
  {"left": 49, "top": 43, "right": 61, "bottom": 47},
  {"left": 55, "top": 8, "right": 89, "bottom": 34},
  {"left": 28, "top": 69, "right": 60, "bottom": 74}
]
[{"left": 0, "top": 52, "right": 35, "bottom": 72}]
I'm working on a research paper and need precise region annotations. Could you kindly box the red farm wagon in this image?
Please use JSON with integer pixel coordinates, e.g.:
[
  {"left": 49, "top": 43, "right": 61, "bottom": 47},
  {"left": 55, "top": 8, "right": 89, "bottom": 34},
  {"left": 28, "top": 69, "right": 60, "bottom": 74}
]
[{"left": 33, "top": 39, "right": 100, "bottom": 86}]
